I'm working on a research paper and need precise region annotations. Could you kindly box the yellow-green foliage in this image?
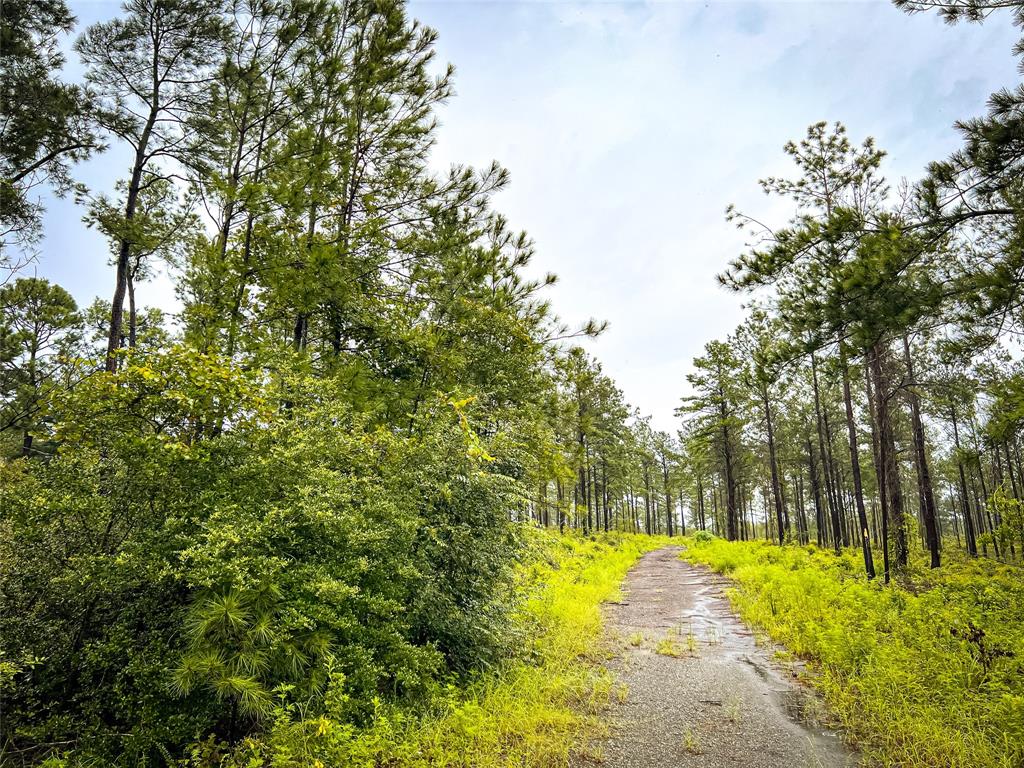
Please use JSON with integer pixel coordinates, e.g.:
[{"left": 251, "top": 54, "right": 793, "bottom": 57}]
[
  {"left": 204, "top": 531, "right": 665, "bottom": 767},
  {"left": 683, "top": 537, "right": 1024, "bottom": 768}
]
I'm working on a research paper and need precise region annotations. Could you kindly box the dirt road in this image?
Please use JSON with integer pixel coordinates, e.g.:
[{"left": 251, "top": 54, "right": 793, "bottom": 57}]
[{"left": 581, "top": 547, "right": 855, "bottom": 768}]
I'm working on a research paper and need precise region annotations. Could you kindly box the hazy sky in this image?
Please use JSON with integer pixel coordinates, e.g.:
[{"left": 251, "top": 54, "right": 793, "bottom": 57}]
[{"left": 33, "top": 1, "right": 1023, "bottom": 431}]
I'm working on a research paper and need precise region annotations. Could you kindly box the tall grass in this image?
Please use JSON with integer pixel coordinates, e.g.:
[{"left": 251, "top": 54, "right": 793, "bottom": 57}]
[
  {"left": 196, "top": 531, "right": 664, "bottom": 767},
  {"left": 683, "top": 537, "right": 1024, "bottom": 768}
]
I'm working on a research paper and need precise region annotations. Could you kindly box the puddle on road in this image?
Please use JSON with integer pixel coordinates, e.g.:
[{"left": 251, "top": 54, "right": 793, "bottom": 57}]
[
  {"left": 602, "top": 550, "right": 855, "bottom": 767},
  {"left": 675, "top": 566, "right": 853, "bottom": 763}
]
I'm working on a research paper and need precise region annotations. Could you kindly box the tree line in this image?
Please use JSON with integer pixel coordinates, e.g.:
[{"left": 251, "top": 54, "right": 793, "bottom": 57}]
[{"left": 676, "top": 1, "right": 1024, "bottom": 582}]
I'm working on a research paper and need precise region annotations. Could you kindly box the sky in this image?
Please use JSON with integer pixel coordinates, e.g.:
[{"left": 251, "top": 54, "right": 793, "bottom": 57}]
[{"left": 30, "top": 1, "right": 1024, "bottom": 431}]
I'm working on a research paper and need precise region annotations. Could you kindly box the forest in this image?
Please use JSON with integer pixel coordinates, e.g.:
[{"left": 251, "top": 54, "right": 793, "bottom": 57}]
[{"left": 1, "top": 0, "right": 1023, "bottom": 766}]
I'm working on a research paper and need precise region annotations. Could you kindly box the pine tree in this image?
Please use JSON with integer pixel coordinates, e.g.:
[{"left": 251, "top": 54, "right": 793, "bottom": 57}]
[
  {"left": 0, "top": 0, "right": 99, "bottom": 255},
  {"left": 680, "top": 340, "right": 747, "bottom": 541},
  {"left": 76, "top": 0, "right": 228, "bottom": 371}
]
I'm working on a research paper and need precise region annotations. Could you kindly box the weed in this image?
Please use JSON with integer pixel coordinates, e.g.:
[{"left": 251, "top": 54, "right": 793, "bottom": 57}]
[
  {"left": 685, "top": 631, "right": 699, "bottom": 655},
  {"left": 655, "top": 637, "right": 683, "bottom": 657},
  {"left": 725, "top": 696, "right": 742, "bottom": 724},
  {"left": 680, "top": 727, "right": 702, "bottom": 755}
]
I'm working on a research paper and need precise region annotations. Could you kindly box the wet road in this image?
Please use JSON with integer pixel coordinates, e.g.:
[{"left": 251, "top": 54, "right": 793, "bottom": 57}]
[{"left": 578, "top": 547, "right": 856, "bottom": 768}]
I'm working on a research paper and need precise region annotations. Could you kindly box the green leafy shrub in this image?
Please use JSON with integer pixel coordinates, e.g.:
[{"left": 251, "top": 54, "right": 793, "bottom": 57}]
[
  {"left": 0, "top": 350, "right": 524, "bottom": 764},
  {"left": 205, "top": 531, "right": 664, "bottom": 768}
]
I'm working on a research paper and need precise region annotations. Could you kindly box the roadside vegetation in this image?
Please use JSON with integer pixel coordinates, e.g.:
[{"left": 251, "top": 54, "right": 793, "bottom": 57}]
[
  {"left": 684, "top": 536, "right": 1024, "bottom": 768},
  {"left": 1, "top": 1, "right": 681, "bottom": 764},
  {"left": 4, "top": 531, "right": 661, "bottom": 767},
  {"left": 667, "top": 6, "right": 1024, "bottom": 763},
  {"left": 188, "top": 532, "right": 664, "bottom": 768}
]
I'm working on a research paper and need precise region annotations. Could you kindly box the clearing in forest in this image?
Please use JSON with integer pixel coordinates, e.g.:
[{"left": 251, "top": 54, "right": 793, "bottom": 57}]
[{"left": 582, "top": 547, "right": 854, "bottom": 768}]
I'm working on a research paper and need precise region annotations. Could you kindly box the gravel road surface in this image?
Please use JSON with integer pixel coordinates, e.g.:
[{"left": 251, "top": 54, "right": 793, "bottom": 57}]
[{"left": 577, "top": 546, "right": 856, "bottom": 768}]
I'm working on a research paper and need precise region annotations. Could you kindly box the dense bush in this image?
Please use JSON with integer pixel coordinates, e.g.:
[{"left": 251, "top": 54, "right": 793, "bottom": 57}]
[
  {"left": 0, "top": 350, "right": 522, "bottom": 765},
  {"left": 195, "top": 532, "right": 663, "bottom": 768}
]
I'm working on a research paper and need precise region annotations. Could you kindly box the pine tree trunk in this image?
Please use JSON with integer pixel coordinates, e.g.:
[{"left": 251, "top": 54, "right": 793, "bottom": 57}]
[
  {"left": 902, "top": 336, "right": 940, "bottom": 567},
  {"left": 557, "top": 479, "right": 564, "bottom": 534},
  {"left": 661, "top": 453, "right": 673, "bottom": 537},
  {"left": 840, "top": 348, "right": 874, "bottom": 577},
  {"left": 643, "top": 466, "right": 652, "bottom": 535},
  {"left": 795, "top": 473, "right": 808, "bottom": 544},
  {"left": 712, "top": 479, "right": 720, "bottom": 536},
  {"left": 696, "top": 476, "right": 706, "bottom": 531},
  {"left": 602, "top": 458, "right": 610, "bottom": 532},
  {"left": 723, "top": 421, "right": 738, "bottom": 541},
  {"left": 951, "top": 406, "right": 978, "bottom": 557},
  {"left": 107, "top": 106, "right": 158, "bottom": 372},
  {"left": 811, "top": 353, "right": 842, "bottom": 553},
  {"left": 825, "top": 418, "right": 850, "bottom": 549},
  {"left": 127, "top": 270, "right": 137, "bottom": 348},
  {"left": 763, "top": 386, "right": 786, "bottom": 545},
  {"left": 807, "top": 439, "right": 825, "bottom": 547},
  {"left": 865, "top": 347, "right": 891, "bottom": 581},
  {"left": 973, "top": 451, "right": 999, "bottom": 558},
  {"left": 869, "top": 341, "right": 909, "bottom": 574}
]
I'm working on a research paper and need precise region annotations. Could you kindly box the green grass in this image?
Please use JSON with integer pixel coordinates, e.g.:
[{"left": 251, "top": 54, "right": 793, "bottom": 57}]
[
  {"left": 655, "top": 637, "right": 684, "bottom": 657},
  {"left": 198, "top": 530, "right": 667, "bottom": 767},
  {"left": 680, "top": 726, "right": 702, "bottom": 755},
  {"left": 682, "top": 536, "right": 1024, "bottom": 768}
]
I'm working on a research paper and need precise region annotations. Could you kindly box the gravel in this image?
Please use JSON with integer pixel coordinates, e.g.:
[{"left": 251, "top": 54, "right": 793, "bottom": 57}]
[{"left": 575, "top": 546, "right": 857, "bottom": 768}]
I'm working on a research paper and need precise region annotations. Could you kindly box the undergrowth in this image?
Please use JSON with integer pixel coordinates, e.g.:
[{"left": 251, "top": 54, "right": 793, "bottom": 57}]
[
  {"left": 187, "top": 530, "right": 664, "bottom": 767},
  {"left": 682, "top": 537, "right": 1024, "bottom": 768}
]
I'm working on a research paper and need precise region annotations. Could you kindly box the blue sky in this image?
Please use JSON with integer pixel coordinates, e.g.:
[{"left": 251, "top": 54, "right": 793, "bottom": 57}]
[{"left": 31, "top": 1, "right": 1024, "bottom": 430}]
